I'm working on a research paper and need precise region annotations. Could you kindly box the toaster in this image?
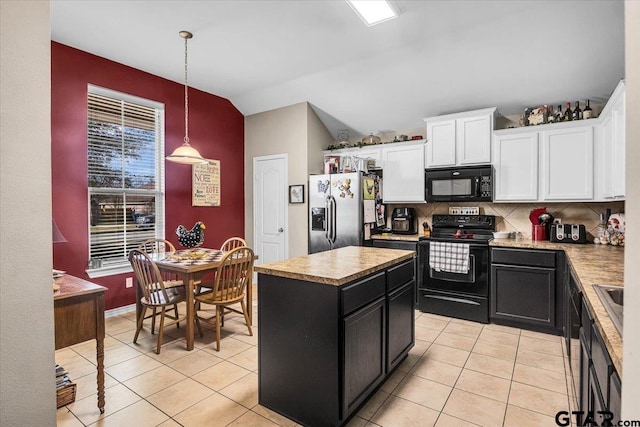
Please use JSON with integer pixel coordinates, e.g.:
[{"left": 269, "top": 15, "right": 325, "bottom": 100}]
[{"left": 550, "top": 224, "right": 587, "bottom": 244}]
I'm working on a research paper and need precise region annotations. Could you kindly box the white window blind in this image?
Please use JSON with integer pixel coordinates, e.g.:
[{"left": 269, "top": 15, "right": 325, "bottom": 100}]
[{"left": 87, "top": 87, "right": 165, "bottom": 270}]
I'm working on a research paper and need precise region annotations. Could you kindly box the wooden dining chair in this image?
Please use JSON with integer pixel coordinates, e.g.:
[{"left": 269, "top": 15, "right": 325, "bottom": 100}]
[
  {"left": 195, "top": 246, "right": 254, "bottom": 351},
  {"left": 129, "top": 249, "right": 187, "bottom": 354},
  {"left": 220, "top": 237, "right": 247, "bottom": 252},
  {"left": 138, "top": 239, "right": 183, "bottom": 286},
  {"left": 138, "top": 238, "right": 176, "bottom": 255},
  {"left": 195, "top": 236, "right": 247, "bottom": 302}
]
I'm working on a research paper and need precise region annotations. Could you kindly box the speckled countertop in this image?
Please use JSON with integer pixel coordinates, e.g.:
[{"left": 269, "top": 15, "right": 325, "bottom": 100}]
[
  {"left": 491, "top": 238, "right": 624, "bottom": 375},
  {"left": 370, "top": 233, "right": 421, "bottom": 242},
  {"left": 254, "top": 246, "right": 415, "bottom": 286}
]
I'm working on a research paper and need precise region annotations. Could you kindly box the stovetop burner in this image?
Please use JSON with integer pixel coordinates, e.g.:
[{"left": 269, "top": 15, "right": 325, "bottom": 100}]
[{"left": 419, "top": 214, "right": 496, "bottom": 244}]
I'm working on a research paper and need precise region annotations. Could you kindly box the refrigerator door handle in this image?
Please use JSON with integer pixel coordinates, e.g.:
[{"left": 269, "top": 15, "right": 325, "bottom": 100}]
[
  {"left": 330, "top": 195, "right": 337, "bottom": 244},
  {"left": 325, "top": 196, "right": 332, "bottom": 244}
]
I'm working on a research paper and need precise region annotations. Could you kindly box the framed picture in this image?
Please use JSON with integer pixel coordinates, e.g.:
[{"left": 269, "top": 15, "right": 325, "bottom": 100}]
[{"left": 289, "top": 185, "right": 304, "bottom": 204}]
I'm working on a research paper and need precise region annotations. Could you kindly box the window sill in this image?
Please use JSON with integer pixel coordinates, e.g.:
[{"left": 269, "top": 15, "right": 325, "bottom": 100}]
[{"left": 86, "top": 264, "right": 132, "bottom": 279}]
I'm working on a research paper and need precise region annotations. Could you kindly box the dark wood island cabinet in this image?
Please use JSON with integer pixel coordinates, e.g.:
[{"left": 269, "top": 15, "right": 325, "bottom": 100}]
[{"left": 254, "top": 246, "right": 415, "bottom": 427}]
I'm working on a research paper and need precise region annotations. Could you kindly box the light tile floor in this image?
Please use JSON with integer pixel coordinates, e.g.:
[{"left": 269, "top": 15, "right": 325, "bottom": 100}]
[{"left": 57, "top": 290, "right": 575, "bottom": 427}]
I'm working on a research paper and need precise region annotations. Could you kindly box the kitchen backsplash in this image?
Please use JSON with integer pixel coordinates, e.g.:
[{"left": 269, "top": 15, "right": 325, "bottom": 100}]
[{"left": 386, "top": 201, "right": 625, "bottom": 240}]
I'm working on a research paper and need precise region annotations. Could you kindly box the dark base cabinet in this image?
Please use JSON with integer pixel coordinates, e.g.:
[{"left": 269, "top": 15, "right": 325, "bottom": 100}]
[
  {"left": 490, "top": 248, "right": 564, "bottom": 334},
  {"left": 372, "top": 239, "right": 418, "bottom": 305},
  {"left": 343, "top": 296, "right": 386, "bottom": 415},
  {"left": 578, "top": 294, "right": 623, "bottom": 425},
  {"left": 258, "top": 259, "right": 415, "bottom": 427}
]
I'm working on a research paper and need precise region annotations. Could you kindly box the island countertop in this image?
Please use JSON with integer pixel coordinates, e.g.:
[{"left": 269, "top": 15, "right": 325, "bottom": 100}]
[
  {"left": 254, "top": 246, "right": 415, "bottom": 286},
  {"left": 491, "top": 238, "right": 624, "bottom": 374}
]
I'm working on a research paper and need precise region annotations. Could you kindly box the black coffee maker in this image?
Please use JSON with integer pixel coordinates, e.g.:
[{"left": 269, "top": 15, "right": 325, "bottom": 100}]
[{"left": 391, "top": 208, "right": 417, "bottom": 234}]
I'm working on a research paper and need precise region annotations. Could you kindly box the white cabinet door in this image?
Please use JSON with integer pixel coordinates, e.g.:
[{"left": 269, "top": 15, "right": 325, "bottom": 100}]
[
  {"left": 493, "top": 132, "right": 539, "bottom": 201},
  {"left": 382, "top": 143, "right": 425, "bottom": 203},
  {"left": 540, "top": 126, "right": 594, "bottom": 200},
  {"left": 610, "top": 92, "right": 625, "bottom": 198},
  {"left": 595, "top": 80, "right": 625, "bottom": 200},
  {"left": 598, "top": 113, "right": 614, "bottom": 199},
  {"left": 426, "top": 120, "right": 456, "bottom": 167},
  {"left": 457, "top": 114, "right": 492, "bottom": 165}
]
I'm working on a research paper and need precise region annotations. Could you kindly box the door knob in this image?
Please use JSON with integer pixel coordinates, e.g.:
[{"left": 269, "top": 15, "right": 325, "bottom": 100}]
[{"left": 278, "top": 228, "right": 284, "bottom": 232}]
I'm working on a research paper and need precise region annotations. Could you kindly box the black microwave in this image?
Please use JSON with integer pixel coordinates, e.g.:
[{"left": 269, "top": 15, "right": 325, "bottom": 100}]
[{"left": 425, "top": 165, "right": 493, "bottom": 203}]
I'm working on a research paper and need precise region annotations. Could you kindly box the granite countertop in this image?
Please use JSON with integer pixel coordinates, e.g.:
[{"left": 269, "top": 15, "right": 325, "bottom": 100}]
[
  {"left": 254, "top": 246, "right": 415, "bottom": 286},
  {"left": 491, "top": 238, "right": 624, "bottom": 375},
  {"left": 371, "top": 233, "right": 421, "bottom": 242}
]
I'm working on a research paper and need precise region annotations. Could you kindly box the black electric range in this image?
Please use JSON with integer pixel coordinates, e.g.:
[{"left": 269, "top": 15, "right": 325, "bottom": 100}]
[{"left": 417, "top": 215, "right": 495, "bottom": 323}]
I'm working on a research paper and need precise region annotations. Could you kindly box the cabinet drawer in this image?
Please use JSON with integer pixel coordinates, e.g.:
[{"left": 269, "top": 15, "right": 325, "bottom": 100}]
[
  {"left": 590, "top": 323, "right": 612, "bottom": 397},
  {"left": 387, "top": 259, "right": 414, "bottom": 292},
  {"left": 581, "top": 299, "right": 594, "bottom": 351},
  {"left": 491, "top": 248, "right": 556, "bottom": 267},
  {"left": 342, "top": 272, "right": 386, "bottom": 315},
  {"left": 372, "top": 240, "right": 416, "bottom": 251}
]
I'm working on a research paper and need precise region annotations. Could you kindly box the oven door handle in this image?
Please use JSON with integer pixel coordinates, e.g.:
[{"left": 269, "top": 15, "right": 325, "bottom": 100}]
[{"left": 423, "top": 294, "right": 481, "bottom": 306}]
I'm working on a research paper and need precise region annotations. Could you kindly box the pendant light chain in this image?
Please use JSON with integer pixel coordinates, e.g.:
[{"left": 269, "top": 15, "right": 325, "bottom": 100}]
[
  {"left": 166, "top": 30, "right": 206, "bottom": 164},
  {"left": 184, "top": 34, "right": 190, "bottom": 144}
]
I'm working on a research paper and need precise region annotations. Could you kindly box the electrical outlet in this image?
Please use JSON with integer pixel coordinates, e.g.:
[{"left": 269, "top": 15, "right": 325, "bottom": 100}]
[
  {"left": 125, "top": 277, "right": 133, "bottom": 288},
  {"left": 553, "top": 218, "right": 562, "bottom": 224}
]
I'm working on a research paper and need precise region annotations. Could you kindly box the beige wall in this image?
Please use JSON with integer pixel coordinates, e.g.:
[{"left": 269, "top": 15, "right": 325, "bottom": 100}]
[
  {"left": 622, "top": 0, "right": 639, "bottom": 418},
  {"left": 0, "top": 1, "right": 56, "bottom": 424},
  {"left": 244, "top": 102, "right": 333, "bottom": 258}
]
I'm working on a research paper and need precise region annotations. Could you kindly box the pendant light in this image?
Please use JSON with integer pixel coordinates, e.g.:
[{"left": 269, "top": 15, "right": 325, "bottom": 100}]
[{"left": 166, "top": 30, "right": 208, "bottom": 164}]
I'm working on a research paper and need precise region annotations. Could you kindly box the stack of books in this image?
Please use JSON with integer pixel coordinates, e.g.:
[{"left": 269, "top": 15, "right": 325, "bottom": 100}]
[
  {"left": 55, "top": 364, "right": 71, "bottom": 389},
  {"left": 55, "top": 364, "right": 76, "bottom": 408}
]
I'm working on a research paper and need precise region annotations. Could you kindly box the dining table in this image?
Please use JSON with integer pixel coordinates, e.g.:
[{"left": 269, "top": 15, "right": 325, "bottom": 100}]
[{"left": 137, "top": 248, "right": 254, "bottom": 351}]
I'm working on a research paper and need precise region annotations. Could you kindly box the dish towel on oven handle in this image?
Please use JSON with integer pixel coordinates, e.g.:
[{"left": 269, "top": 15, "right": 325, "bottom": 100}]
[{"left": 429, "top": 241, "right": 470, "bottom": 274}]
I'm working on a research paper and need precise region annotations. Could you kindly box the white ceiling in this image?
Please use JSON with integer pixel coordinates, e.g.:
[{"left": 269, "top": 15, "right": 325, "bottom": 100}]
[{"left": 51, "top": 0, "right": 625, "bottom": 140}]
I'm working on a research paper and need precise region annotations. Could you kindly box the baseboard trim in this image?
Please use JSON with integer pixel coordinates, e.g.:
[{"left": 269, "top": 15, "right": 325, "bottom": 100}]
[{"left": 105, "top": 303, "right": 136, "bottom": 318}]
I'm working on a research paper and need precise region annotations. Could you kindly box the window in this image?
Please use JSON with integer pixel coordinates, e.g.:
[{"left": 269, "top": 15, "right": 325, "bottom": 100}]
[{"left": 87, "top": 85, "right": 165, "bottom": 277}]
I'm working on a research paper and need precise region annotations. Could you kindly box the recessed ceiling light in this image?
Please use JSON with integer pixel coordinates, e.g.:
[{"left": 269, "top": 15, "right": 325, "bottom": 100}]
[{"left": 346, "top": 0, "right": 399, "bottom": 27}]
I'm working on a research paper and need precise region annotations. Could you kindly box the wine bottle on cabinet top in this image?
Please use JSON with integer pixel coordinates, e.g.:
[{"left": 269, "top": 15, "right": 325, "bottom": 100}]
[
  {"left": 583, "top": 99, "right": 593, "bottom": 119},
  {"left": 572, "top": 101, "right": 582, "bottom": 120},
  {"left": 555, "top": 104, "right": 563, "bottom": 122},
  {"left": 564, "top": 102, "right": 573, "bottom": 121},
  {"left": 547, "top": 105, "right": 555, "bottom": 123}
]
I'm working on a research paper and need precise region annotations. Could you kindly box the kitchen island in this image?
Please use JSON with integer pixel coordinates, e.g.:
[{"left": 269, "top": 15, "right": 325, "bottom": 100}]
[{"left": 254, "top": 246, "right": 415, "bottom": 427}]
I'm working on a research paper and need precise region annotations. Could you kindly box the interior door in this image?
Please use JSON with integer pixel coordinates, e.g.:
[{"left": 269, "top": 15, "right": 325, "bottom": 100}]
[{"left": 253, "top": 154, "right": 288, "bottom": 267}]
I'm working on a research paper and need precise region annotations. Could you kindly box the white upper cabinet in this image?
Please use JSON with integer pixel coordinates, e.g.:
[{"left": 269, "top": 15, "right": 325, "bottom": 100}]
[
  {"left": 425, "top": 120, "right": 456, "bottom": 167},
  {"left": 595, "top": 80, "right": 625, "bottom": 200},
  {"left": 493, "top": 131, "right": 539, "bottom": 201},
  {"left": 425, "top": 108, "right": 496, "bottom": 168},
  {"left": 493, "top": 121, "right": 594, "bottom": 202},
  {"left": 540, "top": 125, "right": 594, "bottom": 200},
  {"left": 457, "top": 114, "right": 493, "bottom": 165},
  {"left": 381, "top": 141, "right": 426, "bottom": 203}
]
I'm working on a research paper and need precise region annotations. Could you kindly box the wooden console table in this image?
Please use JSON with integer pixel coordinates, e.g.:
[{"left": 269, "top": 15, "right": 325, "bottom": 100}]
[{"left": 54, "top": 275, "right": 106, "bottom": 413}]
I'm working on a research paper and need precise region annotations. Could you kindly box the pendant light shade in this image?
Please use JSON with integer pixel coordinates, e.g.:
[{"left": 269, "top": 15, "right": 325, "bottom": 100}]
[
  {"left": 167, "top": 30, "right": 207, "bottom": 165},
  {"left": 166, "top": 141, "right": 207, "bottom": 164}
]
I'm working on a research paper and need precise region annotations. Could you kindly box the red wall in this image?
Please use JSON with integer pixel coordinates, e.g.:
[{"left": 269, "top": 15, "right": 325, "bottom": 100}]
[{"left": 51, "top": 42, "right": 245, "bottom": 309}]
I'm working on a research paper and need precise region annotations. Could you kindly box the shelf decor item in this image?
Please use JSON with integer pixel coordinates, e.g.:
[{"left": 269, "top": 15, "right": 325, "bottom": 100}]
[
  {"left": 361, "top": 132, "right": 381, "bottom": 145},
  {"left": 289, "top": 185, "right": 304, "bottom": 204}
]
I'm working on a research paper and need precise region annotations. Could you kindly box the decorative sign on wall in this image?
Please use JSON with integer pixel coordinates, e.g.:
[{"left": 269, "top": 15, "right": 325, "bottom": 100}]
[{"left": 192, "top": 160, "right": 221, "bottom": 206}]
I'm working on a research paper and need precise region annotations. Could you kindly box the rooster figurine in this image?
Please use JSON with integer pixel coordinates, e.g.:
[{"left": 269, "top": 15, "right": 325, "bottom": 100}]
[{"left": 176, "top": 221, "right": 206, "bottom": 249}]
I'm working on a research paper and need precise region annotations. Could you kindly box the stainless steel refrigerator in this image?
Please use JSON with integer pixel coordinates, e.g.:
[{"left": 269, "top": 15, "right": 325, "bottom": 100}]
[{"left": 309, "top": 172, "right": 382, "bottom": 254}]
